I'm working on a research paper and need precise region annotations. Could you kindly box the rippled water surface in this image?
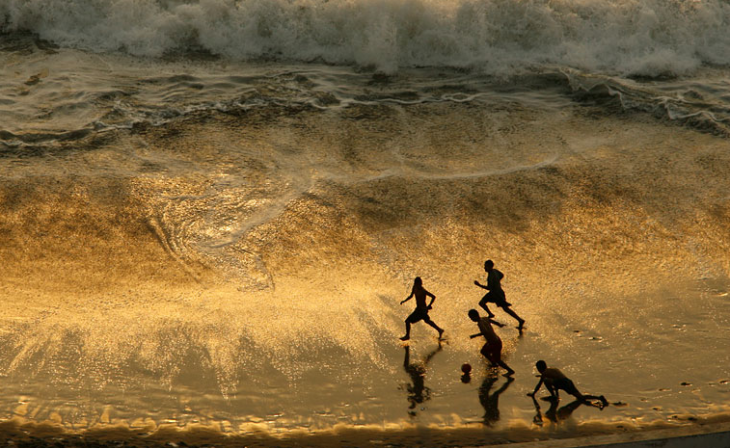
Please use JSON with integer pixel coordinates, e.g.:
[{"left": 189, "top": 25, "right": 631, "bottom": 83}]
[{"left": 2, "top": 7, "right": 730, "bottom": 445}]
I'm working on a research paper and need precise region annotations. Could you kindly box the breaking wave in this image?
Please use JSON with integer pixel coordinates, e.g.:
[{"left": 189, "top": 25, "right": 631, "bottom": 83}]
[{"left": 3, "top": 0, "right": 730, "bottom": 75}]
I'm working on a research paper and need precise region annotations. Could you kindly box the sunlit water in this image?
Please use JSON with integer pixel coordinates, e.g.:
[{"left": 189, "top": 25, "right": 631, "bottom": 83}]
[{"left": 2, "top": 1, "right": 730, "bottom": 445}]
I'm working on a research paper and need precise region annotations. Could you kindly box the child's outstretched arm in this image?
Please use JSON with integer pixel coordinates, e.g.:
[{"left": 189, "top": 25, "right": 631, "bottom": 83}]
[
  {"left": 489, "top": 318, "right": 505, "bottom": 327},
  {"left": 527, "top": 377, "right": 544, "bottom": 397},
  {"left": 400, "top": 287, "right": 415, "bottom": 305},
  {"left": 474, "top": 280, "right": 489, "bottom": 290}
]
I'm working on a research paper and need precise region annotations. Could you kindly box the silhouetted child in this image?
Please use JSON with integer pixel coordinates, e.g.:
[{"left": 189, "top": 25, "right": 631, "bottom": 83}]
[
  {"left": 527, "top": 360, "right": 608, "bottom": 408},
  {"left": 400, "top": 277, "right": 444, "bottom": 341},
  {"left": 468, "top": 309, "right": 514, "bottom": 375},
  {"left": 474, "top": 260, "right": 525, "bottom": 330}
]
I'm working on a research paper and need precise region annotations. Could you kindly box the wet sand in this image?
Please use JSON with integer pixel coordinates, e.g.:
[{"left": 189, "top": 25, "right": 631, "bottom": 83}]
[
  {"left": 496, "top": 422, "right": 730, "bottom": 448},
  {"left": 3, "top": 45, "right": 730, "bottom": 447},
  {"left": 2, "top": 415, "right": 730, "bottom": 448}
]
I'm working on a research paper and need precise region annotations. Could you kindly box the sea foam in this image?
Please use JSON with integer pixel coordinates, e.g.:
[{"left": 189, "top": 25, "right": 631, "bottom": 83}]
[{"left": 2, "top": 0, "right": 730, "bottom": 75}]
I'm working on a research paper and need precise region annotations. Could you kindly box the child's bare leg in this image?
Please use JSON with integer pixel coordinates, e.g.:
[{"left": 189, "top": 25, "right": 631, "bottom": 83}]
[
  {"left": 480, "top": 344, "right": 493, "bottom": 364},
  {"left": 502, "top": 306, "right": 525, "bottom": 327},
  {"left": 425, "top": 318, "right": 444, "bottom": 338},
  {"left": 479, "top": 298, "right": 495, "bottom": 317},
  {"left": 498, "top": 360, "right": 515, "bottom": 375},
  {"left": 547, "top": 384, "right": 559, "bottom": 399},
  {"left": 400, "top": 320, "right": 412, "bottom": 341}
]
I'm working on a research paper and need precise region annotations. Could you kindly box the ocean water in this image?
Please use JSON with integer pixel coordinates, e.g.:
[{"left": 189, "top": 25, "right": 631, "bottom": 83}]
[{"left": 2, "top": 0, "right": 730, "bottom": 446}]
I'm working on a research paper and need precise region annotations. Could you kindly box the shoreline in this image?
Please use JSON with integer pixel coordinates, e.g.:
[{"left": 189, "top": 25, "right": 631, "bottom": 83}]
[
  {"left": 489, "top": 421, "right": 730, "bottom": 448},
  {"left": 3, "top": 415, "right": 730, "bottom": 448}
]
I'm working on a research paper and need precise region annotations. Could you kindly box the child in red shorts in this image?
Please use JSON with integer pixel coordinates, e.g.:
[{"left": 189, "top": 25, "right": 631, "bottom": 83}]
[{"left": 468, "top": 309, "right": 514, "bottom": 375}]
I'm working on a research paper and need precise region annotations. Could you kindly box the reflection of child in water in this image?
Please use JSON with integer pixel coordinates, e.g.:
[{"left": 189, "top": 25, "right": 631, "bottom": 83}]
[
  {"left": 402, "top": 344, "right": 442, "bottom": 417},
  {"left": 531, "top": 395, "right": 587, "bottom": 425},
  {"left": 527, "top": 360, "right": 608, "bottom": 408},
  {"left": 479, "top": 374, "right": 514, "bottom": 426}
]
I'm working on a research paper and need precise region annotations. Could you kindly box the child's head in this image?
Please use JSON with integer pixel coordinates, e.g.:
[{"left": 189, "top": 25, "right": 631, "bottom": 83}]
[
  {"left": 536, "top": 360, "right": 547, "bottom": 373},
  {"left": 484, "top": 259, "right": 494, "bottom": 271},
  {"left": 413, "top": 277, "right": 422, "bottom": 287},
  {"left": 468, "top": 309, "right": 480, "bottom": 322}
]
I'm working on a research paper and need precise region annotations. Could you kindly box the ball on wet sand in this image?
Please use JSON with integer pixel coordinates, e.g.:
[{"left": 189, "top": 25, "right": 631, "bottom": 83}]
[{"left": 461, "top": 363, "right": 472, "bottom": 374}]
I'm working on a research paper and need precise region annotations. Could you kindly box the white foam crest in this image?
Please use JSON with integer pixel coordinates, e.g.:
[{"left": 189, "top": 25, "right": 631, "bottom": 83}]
[{"left": 3, "top": 0, "right": 730, "bottom": 75}]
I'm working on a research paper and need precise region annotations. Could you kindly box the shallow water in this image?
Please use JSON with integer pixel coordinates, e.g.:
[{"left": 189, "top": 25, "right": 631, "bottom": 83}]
[{"left": 2, "top": 4, "right": 730, "bottom": 444}]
